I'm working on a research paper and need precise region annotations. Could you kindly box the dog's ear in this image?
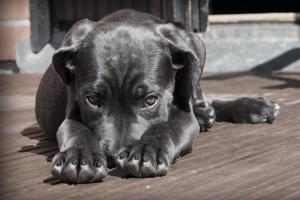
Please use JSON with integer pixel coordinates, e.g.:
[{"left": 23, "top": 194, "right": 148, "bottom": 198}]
[
  {"left": 52, "top": 19, "right": 96, "bottom": 86},
  {"left": 156, "top": 24, "right": 206, "bottom": 110}
]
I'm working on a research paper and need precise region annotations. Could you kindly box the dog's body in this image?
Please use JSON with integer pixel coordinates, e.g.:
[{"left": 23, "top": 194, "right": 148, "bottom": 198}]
[{"left": 35, "top": 9, "right": 280, "bottom": 183}]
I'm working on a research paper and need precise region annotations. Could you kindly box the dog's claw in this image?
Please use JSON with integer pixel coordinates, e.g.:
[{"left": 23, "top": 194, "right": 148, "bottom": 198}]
[
  {"left": 194, "top": 100, "right": 216, "bottom": 131},
  {"left": 232, "top": 97, "right": 280, "bottom": 124},
  {"left": 200, "top": 125, "right": 209, "bottom": 132},
  {"left": 51, "top": 148, "right": 107, "bottom": 183},
  {"left": 116, "top": 141, "right": 171, "bottom": 178}
]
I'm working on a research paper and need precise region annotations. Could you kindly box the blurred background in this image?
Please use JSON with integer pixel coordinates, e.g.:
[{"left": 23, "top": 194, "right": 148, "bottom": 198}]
[{"left": 0, "top": 0, "right": 300, "bottom": 74}]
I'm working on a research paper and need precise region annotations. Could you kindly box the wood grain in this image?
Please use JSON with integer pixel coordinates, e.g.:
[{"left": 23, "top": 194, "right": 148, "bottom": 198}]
[{"left": 0, "top": 72, "right": 300, "bottom": 199}]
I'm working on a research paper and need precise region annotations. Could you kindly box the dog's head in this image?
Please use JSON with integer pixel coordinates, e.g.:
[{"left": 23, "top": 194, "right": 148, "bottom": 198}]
[{"left": 52, "top": 19, "right": 205, "bottom": 155}]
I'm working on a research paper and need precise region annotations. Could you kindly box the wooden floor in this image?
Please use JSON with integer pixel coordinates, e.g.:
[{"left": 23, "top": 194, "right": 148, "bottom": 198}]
[{"left": 0, "top": 72, "right": 300, "bottom": 200}]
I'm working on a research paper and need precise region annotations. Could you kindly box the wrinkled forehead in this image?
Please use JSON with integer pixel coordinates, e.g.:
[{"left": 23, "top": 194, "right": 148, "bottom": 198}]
[
  {"left": 76, "top": 25, "right": 174, "bottom": 89},
  {"left": 91, "top": 25, "right": 168, "bottom": 71}
]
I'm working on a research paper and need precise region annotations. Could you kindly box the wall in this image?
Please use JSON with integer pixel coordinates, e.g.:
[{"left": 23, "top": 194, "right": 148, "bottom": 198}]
[{"left": 0, "top": 0, "right": 31, "bottom": 61}]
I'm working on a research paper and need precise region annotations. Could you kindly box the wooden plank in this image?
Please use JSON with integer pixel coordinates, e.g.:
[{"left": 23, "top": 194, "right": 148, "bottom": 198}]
[
  {"left": 148, "top": 0, "right": 161, "bottom": 18},
  {"left": 86, "top": 0, "right": 97, "bottom": 20},
  {"left": 51, "top": 0, "right": 64, "bottom": 25},
  {"left": 191, "top": 0, "right": 200, "bottom": 32},
  {"left": 133, "top": 0, "right": 148, "bottom": 13},
  {"left": 74, "top": 0, "right": 86, "bottom": 20},
  {"left": 30, "top": 0, "right": 51, "bottom": 53},
  {"left": 121, "top": 0, "right": 133, "bottom": 9},
  {"left": 64, "top": 0, "right": 75, "bottom": 21},
  {"left": 108, "top": 0, "right": 121, "bottom": 14},
  {"left": 162, "top": 0, "right": 174, "bottom": 23},
  {"left": 184, "top": 0, "right": 192, "bottom": 31},
  {"left": 96, "top": 0, "right": 108, "bottom": 20},
  {"left": 209, "top": 12, "right": 300, "bottom": 23},
  {"left": 199, "top": 0, "right": 209, "bottom": 32},
  {"left": 173, "top": 0, "right": 183, "bottom": 22},
  {"left": 1, "top": 73, "right": 300, "bottom": 199}
]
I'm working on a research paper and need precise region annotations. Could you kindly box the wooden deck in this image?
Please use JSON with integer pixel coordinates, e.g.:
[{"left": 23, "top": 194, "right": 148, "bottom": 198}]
[{"left": 0, "top": 72, "right": 300, "bottom": 200}]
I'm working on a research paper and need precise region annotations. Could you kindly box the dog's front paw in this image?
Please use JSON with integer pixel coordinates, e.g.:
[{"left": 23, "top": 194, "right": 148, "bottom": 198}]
[
  {"left": 193, "top": 100, "right": 216, "bottom": 131},
  {"left": 51, "top": 147, "right": 107, "bottom": 183},
  {"left": 116, "top": 141, "right": 171, "bottom": 178},
  {"left": 233, "top": 97, "right": 280, "bottom": 124}
]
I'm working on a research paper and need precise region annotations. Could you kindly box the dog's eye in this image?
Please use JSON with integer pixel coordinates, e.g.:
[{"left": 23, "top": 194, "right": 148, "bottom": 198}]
[
  {"left": 144, "top": 95, "right": 158, "bottom": 107},
  {"left": 86, "top": 95, "right": 99, "bottom": 106}
]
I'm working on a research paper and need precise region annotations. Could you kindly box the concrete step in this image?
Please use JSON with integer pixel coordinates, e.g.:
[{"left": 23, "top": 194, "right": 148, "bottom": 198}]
[{"left": 199, "top": 23, "right": 300, "bottom": 72}]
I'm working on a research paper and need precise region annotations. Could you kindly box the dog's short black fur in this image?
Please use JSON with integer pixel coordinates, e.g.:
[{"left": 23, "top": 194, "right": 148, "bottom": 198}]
[{"left": 35, "top": 10, "right": 280, "bottom": 183}]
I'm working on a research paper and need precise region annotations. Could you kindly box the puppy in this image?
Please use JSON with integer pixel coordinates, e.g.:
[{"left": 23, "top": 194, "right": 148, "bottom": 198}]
[{"left": 35, "top": 9, "right": 280, "bottom": 183}]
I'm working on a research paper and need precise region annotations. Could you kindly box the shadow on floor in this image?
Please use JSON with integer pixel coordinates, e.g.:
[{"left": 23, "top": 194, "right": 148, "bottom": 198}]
[
  {"left": 202, "top": 72, "right": 300, "bottom": 89},
  {"left": 19, "top": 123, "right": 128, "bottom": 184},
  {"left": 250, "top": 48, "right": 300, "bottom": 72},
  {"left": 202, "top": 48, "right": 300, "bottom": 89},
  {"left": 19, "top": 123, "right": 61, "bottom": 185}
]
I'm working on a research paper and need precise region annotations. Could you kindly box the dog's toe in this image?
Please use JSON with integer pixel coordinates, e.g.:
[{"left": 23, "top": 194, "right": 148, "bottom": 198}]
[
  {"left": 51, "top": 153, "right": 69, "bottom": 183},
  {"left": 194, "top": 100, "right": 216, "bottom": 131},
  {"left": 92, "top": 159, "right": 107, "bottom": 182},
  {"left": 257, "top": 100, "right": 280, "bottom": 124},
  {"left": 234, "top": 97, "right": 280, "bottom": 124},
  {"left": 116, "top": 141, "right": 170, "bottom": 178},
  {"left": 266, "top": 103, "right": 280, "bottom": 124},
  {"left": 51, "top": 148, "right": 107, "bottom": 183}
]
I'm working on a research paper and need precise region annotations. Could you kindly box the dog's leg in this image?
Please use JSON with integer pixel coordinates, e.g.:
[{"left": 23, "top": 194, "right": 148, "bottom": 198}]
[
  {"left": 210, "top": 97, "right": 280, "bottom": 124},
  {"left": 192, "top": 85, "right": 216, "bottom": 131},
  {"left": 36, "top": 67, "right": 107, "bottom": 183},
  {"left": 115, "top": 108, "right": 199, "bottom": 178},
  {"left": 51, "top": 119, "right": 107, "bottom": 183}
]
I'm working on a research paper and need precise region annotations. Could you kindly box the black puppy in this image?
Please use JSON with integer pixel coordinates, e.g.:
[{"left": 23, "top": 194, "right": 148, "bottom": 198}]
[{"left": 35, "top": 9, "right": 280, "bottom": 183}]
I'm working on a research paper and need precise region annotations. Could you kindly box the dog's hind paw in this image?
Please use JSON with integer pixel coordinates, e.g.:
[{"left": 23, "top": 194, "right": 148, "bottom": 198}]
[
  {"left": 51, "top": 147, "right": 107, "bottom": 183},
  {"left": 232, "top": 97, "right": 280, "bottom": 124},
  {"left": 116, "top": 141, "right": 171, "bottom": 178},
  {"left": 193, "top": 100, "right": 216, "bottom": 131}
]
